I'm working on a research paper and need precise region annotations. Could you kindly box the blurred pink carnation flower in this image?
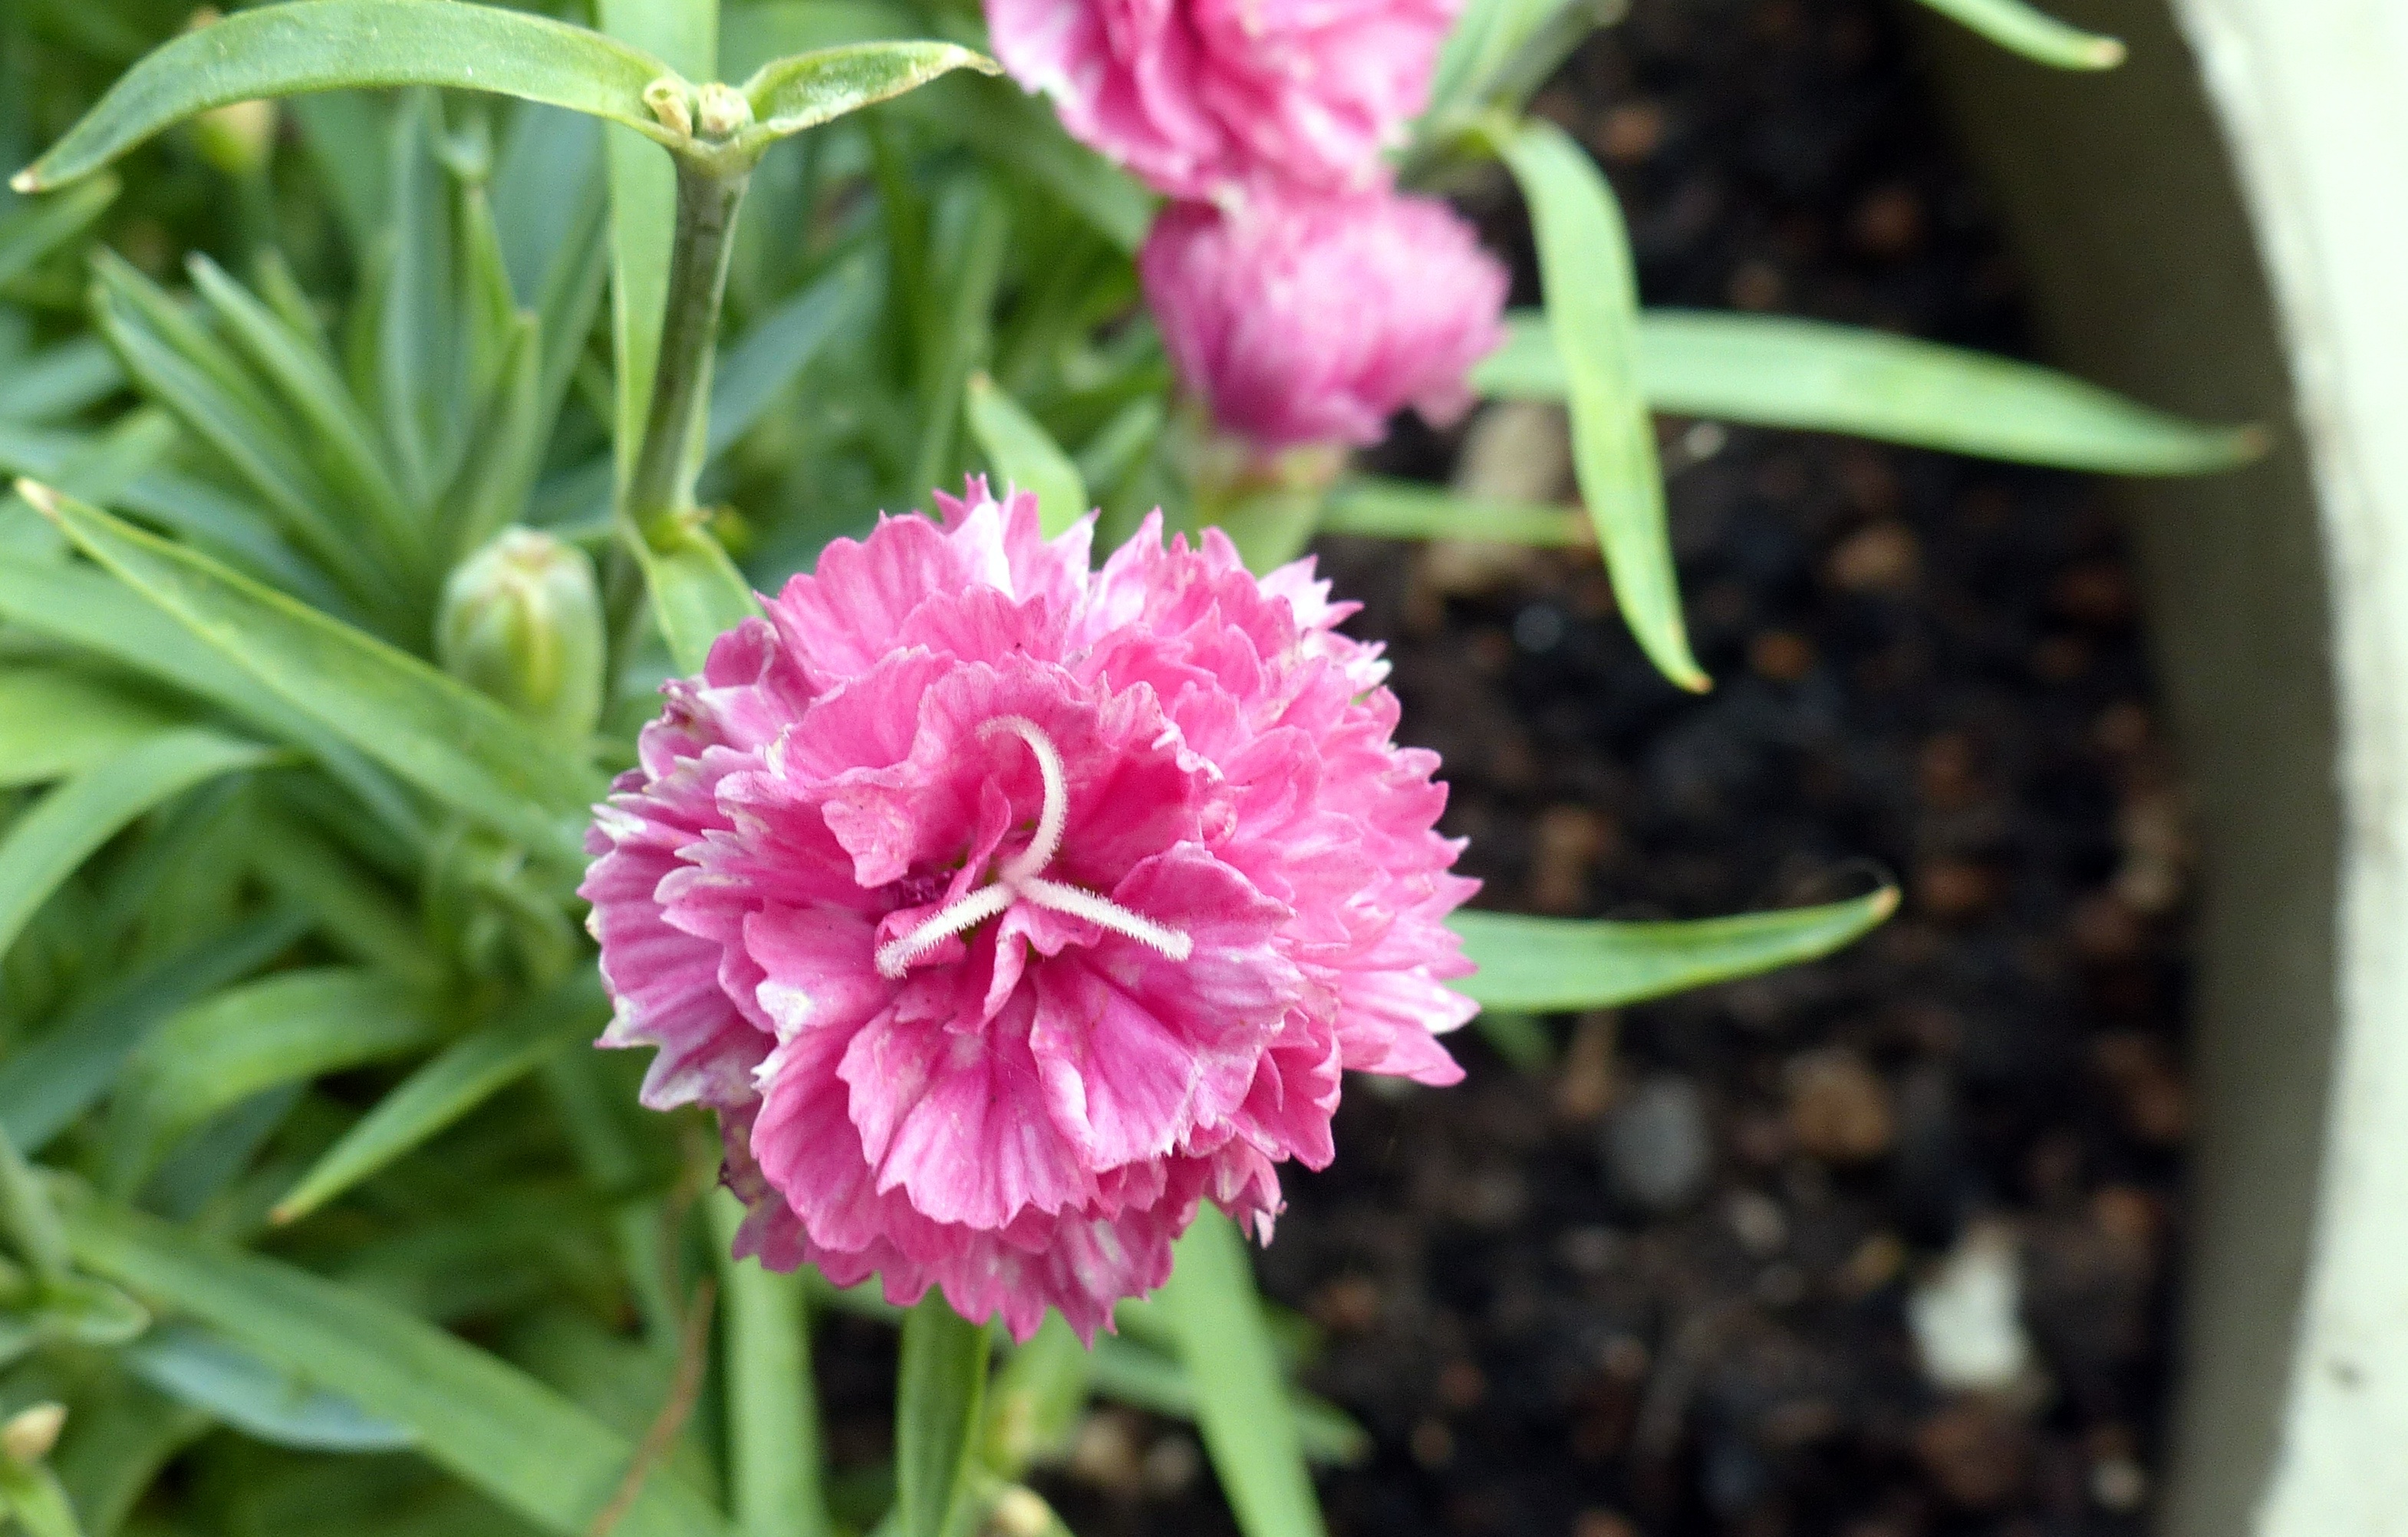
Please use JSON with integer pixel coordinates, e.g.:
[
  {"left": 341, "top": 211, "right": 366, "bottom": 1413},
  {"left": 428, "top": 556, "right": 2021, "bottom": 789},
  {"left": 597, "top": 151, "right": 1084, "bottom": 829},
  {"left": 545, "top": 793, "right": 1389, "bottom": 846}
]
[
  {"left": 582, "top": 483, "right": 1476, "bottom": 1340},
  {"left": 985, "top": 0, "right": 1458, "bottom": 199},
  {"left": 1140, "top": 188, "right": 1510, "bottom": 453}
]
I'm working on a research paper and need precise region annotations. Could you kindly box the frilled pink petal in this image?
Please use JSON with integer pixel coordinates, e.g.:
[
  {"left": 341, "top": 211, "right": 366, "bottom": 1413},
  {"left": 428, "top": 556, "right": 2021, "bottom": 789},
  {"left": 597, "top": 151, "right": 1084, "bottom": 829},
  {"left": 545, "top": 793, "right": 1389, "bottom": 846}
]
[
  {"left": 583, "top": 750, "right": 769, "bottom": 1110},
  {"left": 987, "top": 0, "right": 1458, "bottom": 200},
  {"left": 592, "top": 479, "right": 1479, "bottom": 1341},
  {"left": 745, "top": 904, "right": 890, "bottom": 1040},
  {"left": 1140, "top": 188, "right": 1509, "bottom": 453},
  {"left": 1027, "top": 844, "right": 1299, "bottom": 1165},
  {"left": 840, "top": 988, "right": 1100, "bottom": 1229}
]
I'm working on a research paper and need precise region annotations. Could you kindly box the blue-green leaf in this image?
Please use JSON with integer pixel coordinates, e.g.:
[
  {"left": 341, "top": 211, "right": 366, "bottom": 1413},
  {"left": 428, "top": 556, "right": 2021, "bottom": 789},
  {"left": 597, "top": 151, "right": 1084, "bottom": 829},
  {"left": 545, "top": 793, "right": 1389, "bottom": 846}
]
[
  {"left": 27, "top": 484, "right": 600, "bottom": 864},
  {"left": 270, "top": 978, "right": 600, "bottom": 1225},
  {"left": 106, "top": 968, "right": 436, "bottom": 1194},
  {"left": 0, "top": 669, "right": 179, "bottom": 788},
  {"left": 15, "top": 0, "right": 688, "bottom": 193},
  {"left": 710, "top": 1189, "right": 832, "bottom": 1537},
  {"left": 894, "top": 1295, "right": 990, "bottom": 1537},
  {"left": 56, "top": 1190, "right": 734, "bottom": 1537},
  {"left": 1497, "top": 119, "right": 1704, "bottom": 692},
  {"left": 1911, "top": 0, "right": 2123, "bottom": 69},
  {"left": 0, "top": 175, "right": 118, "bottom": 287},
  {"left": 1450, "top": 886, "right": 1899, "bottom": 1012},
  {"left": 0, "top": 728, "right": 273, "bottom": 965},
  {"left": 1156, "top": 1209, "right": 1326, "bottom": 1537},
  {"left": 1471, "top": 308, "right": 2264, "bottom": 474},
  {"left": 1321, "top": 477, "right": 1589, "bottom": 546},
  {"left": 966, "top": 374, "right": 1088, "bottom": 536},
  {"left": 122, "top": 1323, "right": 417, "bottom": 1452}
]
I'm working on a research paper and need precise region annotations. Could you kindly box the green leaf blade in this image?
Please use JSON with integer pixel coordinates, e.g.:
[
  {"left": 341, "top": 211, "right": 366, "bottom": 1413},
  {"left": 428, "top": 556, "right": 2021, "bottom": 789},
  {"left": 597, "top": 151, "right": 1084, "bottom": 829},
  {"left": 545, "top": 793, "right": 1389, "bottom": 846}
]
[
  {"left": 1450, "top": 886, "right": 1899, "bottom": 1013},
  {"left": 894, "top": 1295, "right": 990, "bottom": 1537},
  {"left": 740, "top": 41, "right": 1000, "bottom": 136},
  {"left": 28, "top": 485, "right": 601, "bottom": 865},
  {"left": 107, "top": 968, "right": 436, "bottom": 1195},
  {"left": 0, "top": 727, "right": 273, "bottom": 965},
  {"left": 1498, "top": 119, "right": 1705, "bottom": 693},
  {"left": 1157, "top": 1209, "right": 1328, "bottom": 1537},
  {"left": 710, "top": 1189, "right": 832, "bottom": 1537},
  {"left": 17, "top": 0, "right": 683, "bottom": 192},
  {"left": 57, "top": 1191, "right": 733, "bottom": 1537},
  {"left": 270, "top": 978, "right": 601, "bottom": 1225},
  {"left": 1912, "top": 0, "right": 2124, "bottom": 69},
  {"left": 965, "top": 374, "right": 1089, "bottom": 536},
  {"left": 1471, "top": 308, "right": 2264, "bottom": 474}
]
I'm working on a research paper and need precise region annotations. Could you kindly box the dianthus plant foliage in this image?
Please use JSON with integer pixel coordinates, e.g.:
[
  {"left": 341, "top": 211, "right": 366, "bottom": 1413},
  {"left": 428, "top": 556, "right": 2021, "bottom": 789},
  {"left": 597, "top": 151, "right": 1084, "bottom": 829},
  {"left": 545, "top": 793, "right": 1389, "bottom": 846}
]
[{"left": 0, "top": 0, "right": 2236, "bottom": 1532}]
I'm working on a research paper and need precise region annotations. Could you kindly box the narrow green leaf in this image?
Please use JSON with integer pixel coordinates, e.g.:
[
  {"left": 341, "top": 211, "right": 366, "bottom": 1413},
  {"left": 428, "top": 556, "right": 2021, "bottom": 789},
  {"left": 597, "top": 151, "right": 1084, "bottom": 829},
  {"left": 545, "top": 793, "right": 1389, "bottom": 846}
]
[
  {"left": 185, "top": 252, "right": 420, "bottom": 569},
  {"left": 0, "top": 1459, "right": 83, "bottom": 1537},
  {"left": 271, "top": 977, "right": 599, "bottom": 1224},
  {"left": 1498, "top": 119, "right": 1705, "bottom": 692},
  {"left": 0, "top": 669, "right": 178, "bottom": 788},
  {"left": 15, "top": 0, "right": 687, "bottom": 192},
  {"left": 632, "top": 526, "right": 763, "bottom": 675},
  {"left": 106, "top": 968, "right": 435, "bottom": 1194},
  {"left": 0, "top": 551, "right": 426, "bottom": 849},
  {"left": 28, "top": 485, "right": 601, "bottom": 864},
  {"left": 90, "top": 256, "right": 392, "bottom": 611},
  {"left": 708, "top": 255, "right": 868, "bottom": 457},
  {"left": 56, "top": 1190, "right": 734, "bottom": 1537},
  {"left": 0, "top": 912, "right": 309, "bottom": 1153},
  {"left": 600, "top": 0, "right": 716, "bottom": 488},
  {"left": 1424, "top": 0, "right": 1580, "bottom": 126},
  {"left": 1472, "top": 309, "right": 2265, "bottom": 474},
  {"left": 1081, "top": 1334, "right": 1368, "bottom": 1466},
  {"left": 710, "top": 1189, "right": 832, "bottom": 1537},
  {"left": 1157, "top": 1208, "right": 1327, "bottom": 1537},
  {"left": 740, "top": 41, "right": 999, "bottom": 137},
  {"left": 0, "top": 175, "right": 117, "bottom": 288},
  {"left": 895, "top": 1295, "right": 990, "bottom": 1537},
  {"left": 0, "top": 336, "right": 124, "bottom": 424},
  {"left": 0, "top": 1124, "right": 70, "bottom": 1281},
  {"left": 985, "top": 1314, "right": 1092, "bottom": 1477},
  {"left": 966, "top": 374, "right": 1088, "bottom": 536},
  {"left": 439, "top": 314, "right": 546, "bottom": 559},
  {"left": 910, "top": 180, "right": 1011, "bottom": 496},
  {"left": 1321, "top": 477, "right": 1590, "bottom": 546},
  {"left": 928, "top": 82, "right": 1153, "bottom": 253},
  {"left": 47, "top": 1375, "right": 209, "bottom": 1537},
  {"left": 0, "top": 728, "right": 272, "bottom": 965},
  {"left": 122, "top": 1322, "right": 416, "bottom": 1451},
  {"left": 1912, "top": 0, "right": 2123, "bottom": 68},
  {"left": 1450, "top": 886, "right": 1899, "bottom": 1012},
  {"left": 247, "top": 814, "right": 443, "bottom": 985}
]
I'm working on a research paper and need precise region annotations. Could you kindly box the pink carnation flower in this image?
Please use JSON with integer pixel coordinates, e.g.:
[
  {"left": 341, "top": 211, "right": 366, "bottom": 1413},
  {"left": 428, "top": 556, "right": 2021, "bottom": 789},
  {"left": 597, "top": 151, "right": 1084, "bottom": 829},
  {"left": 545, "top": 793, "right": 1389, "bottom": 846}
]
[
  {"left": 582, "top": 482, "right": 1476, "bottom": 1340},
  {"left": 985, "top": 0, "right": 1458, "bottom": 199},
  {"left": 1140, "top": 188, "right": 1510, "bottom": 454}
]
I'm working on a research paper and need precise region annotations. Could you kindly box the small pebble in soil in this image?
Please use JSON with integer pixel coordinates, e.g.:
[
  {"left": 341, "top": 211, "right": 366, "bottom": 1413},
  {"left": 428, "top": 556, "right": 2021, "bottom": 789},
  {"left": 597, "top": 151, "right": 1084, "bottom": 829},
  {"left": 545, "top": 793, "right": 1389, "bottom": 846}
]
[
  {"left": 1600, "top": 1075, "right": 1713, "bottom": 1212},
  {"left": 1785, "top": 1047, "right": 1896, "bottom": 1163},
  {"left": 1909, "top": 1225, "right": 2034, "bottom": 1392}
]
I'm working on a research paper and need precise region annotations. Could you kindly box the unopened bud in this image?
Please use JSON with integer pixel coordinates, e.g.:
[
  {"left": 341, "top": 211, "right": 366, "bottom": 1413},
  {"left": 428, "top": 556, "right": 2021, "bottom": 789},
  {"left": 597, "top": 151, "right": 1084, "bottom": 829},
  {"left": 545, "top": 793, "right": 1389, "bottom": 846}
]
[
  {"left": 987, "top": 1486, "right": 1053, "bottom": 1537},
  {"left": 436, "top": 529, "right": 605, "bottom": 744},
  {"left": 694, "top": 83, "right": 753, "bottom": 140},
  {"left": 184, "top": 11, "right": 277, "bottom": 176},
  {"left": 2, "top": 1402, "right": 64, "bottom": 1465},
  {"left": 644, "top": 78, "right": 694, "bottom": 138}
]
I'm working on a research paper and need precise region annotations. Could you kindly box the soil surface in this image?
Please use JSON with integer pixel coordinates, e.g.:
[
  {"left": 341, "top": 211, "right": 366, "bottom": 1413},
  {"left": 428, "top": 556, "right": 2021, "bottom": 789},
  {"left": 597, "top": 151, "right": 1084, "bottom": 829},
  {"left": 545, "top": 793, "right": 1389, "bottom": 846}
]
[{"left": 871, "top": 1, "right": 2193, "bottom": 1532}]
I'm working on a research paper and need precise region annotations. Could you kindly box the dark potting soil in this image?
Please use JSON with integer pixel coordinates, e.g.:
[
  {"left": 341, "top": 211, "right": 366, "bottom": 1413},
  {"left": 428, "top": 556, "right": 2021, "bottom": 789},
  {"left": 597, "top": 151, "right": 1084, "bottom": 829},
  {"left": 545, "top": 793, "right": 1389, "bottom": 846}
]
[{"left": 837, "top": 1, "right": 2192, "bottom": 1533}]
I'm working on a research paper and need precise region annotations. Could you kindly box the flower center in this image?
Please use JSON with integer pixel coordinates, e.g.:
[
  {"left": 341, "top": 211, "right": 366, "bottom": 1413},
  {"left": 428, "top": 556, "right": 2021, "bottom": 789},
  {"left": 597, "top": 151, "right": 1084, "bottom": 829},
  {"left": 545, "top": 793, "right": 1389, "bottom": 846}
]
[{"left": 872, "top": 716, "right": 1194, "bottom": 980}]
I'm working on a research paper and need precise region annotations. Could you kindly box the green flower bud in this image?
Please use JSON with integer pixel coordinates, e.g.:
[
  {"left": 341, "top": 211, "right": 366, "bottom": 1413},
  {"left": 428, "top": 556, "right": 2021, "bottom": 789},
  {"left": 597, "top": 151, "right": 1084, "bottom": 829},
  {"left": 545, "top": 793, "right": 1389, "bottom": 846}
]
[{"left": 436, "top": 529, "right": 605, "bottom": 744}]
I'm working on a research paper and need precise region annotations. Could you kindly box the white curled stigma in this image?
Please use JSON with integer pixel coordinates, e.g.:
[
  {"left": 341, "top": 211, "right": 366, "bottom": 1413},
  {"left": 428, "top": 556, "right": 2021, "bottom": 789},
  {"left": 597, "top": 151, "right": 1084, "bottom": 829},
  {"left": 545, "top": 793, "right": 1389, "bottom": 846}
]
[{"left": 873, "top": 716, "right": 1194, "bottom": 980}]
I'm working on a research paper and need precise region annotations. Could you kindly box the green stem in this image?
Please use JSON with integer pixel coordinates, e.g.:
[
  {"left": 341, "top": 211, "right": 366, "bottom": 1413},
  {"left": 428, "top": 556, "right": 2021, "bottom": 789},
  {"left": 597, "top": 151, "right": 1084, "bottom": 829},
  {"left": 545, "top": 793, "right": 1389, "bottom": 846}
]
[
  {"left": 626, "top": 159, "right": 750, "bottom": 541},
  {"left": 605, "top": 155, "right": 751, "bottom": 672}
]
